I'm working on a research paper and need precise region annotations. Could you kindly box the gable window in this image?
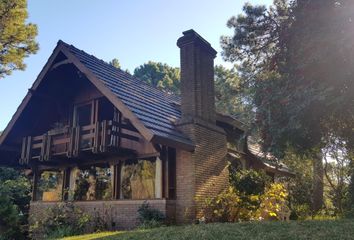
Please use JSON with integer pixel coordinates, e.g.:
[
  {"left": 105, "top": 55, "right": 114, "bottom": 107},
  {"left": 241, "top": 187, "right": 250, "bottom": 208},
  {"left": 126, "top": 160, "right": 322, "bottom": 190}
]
[{"left": 74, "top": 102, "right": 93, "bottom": 126}]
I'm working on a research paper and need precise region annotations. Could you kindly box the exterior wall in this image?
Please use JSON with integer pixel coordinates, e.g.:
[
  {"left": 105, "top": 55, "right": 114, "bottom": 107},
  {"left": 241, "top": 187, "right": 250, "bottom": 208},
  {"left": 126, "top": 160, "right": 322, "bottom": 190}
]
[
  {"left": 29, "top": 199, "right": 175, "bottom": 231},
  {"left": 176, "top": 122, "right": 229, "bottom": 223},
  {"left": 176, "top": 31, "right": 229, "bottom": 224}
]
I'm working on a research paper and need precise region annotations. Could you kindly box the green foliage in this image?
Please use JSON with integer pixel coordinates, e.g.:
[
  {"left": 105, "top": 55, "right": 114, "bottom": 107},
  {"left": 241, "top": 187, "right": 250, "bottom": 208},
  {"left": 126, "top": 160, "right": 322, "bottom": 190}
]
[
  {"left": 280, "top": 150, "right": 313, "bottom": 219},
  {"left": 133, "top": 61, "right": 180, "bottom": 95},
  {"left": 137, "top": 201, "right": 165, "bottom": 228},
  {"left": 229, "top": 168, "right": 269, "bottom": 196},
  {"left": 0, "top": 168, "right": 30, "bottom": 240},
  {"left": 214, "top": 65, "right": 253, "bottom": 123},
  {"left": 221, "top": 0, "right": 354, "bottom": 214},
  {"left": 57, "top": 220, "right": 354, "bottom": 240},
  {"left": 0, "top": 192, "right": 23, "bottom": 240},
  {"left": 29, "top": 202, "right": 91, "bottom": 239},
  {"left": 221, "top": 0, "right": 354, "bottom": 156},
  {"left": 109, "top": 58, "right": 120, "bottom": 69},
  {"left": 345, "top": 156, "right": 354, "bottom": 218},
  {"left": 0, "top": 0, "right": 38, "bottom": 78},
  {"left": 202, "top": 186, "right": 260, "bottom": 223},
  {"left": 202, "top": 182, "right": 290, "bottom": 223},
  {"left": 259, "top": 183, "right": 290, "bottom": 220}
]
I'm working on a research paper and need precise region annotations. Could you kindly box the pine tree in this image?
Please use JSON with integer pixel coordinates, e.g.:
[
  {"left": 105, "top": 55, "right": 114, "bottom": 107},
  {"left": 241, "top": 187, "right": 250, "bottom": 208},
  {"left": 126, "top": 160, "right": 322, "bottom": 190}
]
[{"left": 0, "top": 0, "right": 38, "bottom": 78}]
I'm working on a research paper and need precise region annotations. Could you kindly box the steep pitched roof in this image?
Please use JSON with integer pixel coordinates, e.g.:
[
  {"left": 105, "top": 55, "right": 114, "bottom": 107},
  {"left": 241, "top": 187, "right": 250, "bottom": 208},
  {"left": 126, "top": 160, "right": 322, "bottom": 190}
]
[
  {"left": 0, "top": 41, "right": 194, "bottom": 150},
  {"left": 0, "top": 40, "right": 247, "bottom": 152},
  {"left": 59, "top": 41, "right": 193, "bottom": 149}
]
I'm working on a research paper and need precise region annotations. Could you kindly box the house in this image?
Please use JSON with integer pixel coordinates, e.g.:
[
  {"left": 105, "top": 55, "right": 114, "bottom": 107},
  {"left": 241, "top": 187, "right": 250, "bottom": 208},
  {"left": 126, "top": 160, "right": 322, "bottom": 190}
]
[{"left": 0, "top": 30, "right": 292, "bottom": 229}]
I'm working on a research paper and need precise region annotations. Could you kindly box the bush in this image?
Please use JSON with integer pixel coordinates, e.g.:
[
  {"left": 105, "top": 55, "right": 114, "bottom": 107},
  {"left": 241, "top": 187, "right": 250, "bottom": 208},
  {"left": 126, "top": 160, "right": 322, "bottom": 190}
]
[
  {"left": 0, "top": 168, "right": 31, "bottom": 240},
  {"left": 0, "top": 194, "right": 23, "bottom": 240},
  {"left": 229, "top": 169, "right": 270, "bottom": 196},
  {"left": 202, "top": 183, "right": 290, "bottom": 223},
  {"left": 202, "top": 186, "right": 260, "bottom": 223},
  {"left": 137, "top": 201, "right": 165, "bottom": 228},
  {"left": 29, "top": 202, "right": 90, "bottom": 239},
  {"left": 259, "top": 183, "right": 290, "bottom": 221}
]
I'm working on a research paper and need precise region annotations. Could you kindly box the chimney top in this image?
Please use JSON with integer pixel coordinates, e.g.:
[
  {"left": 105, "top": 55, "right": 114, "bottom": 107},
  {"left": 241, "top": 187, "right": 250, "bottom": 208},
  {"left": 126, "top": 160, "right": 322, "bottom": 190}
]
[{"left": 177, "top": 29, "right": 217, "bottom": 58}]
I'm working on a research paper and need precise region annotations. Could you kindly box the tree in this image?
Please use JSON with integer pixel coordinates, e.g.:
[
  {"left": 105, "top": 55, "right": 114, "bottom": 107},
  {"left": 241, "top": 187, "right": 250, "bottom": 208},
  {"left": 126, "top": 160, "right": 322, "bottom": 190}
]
[
  {"left": 0, "top": 0, "right": 38, "bottom": 78},
  {"left": 133, "top": 61, "right": 180, "bottom": 95},
  {"left": 221, "top": 0, "right": 354, "bottom": 212},
  {"left": 323, "top": 139, "right": 351, "bottom": 214},
  {"left": 0, "top": 167, "right": 30, "bottom": 239},
  {"left": 109, "top": 58, "right": 120, "bottom": 69},
  {"left": 214, "top": 65, "right": 253, "bottom": 123}
]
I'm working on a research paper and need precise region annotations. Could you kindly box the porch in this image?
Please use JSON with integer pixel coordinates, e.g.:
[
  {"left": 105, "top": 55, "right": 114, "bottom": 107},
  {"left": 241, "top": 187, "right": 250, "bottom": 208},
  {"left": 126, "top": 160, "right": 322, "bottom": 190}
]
[{"left": 20, "top": 119, "right": 141, "bottom": 165}]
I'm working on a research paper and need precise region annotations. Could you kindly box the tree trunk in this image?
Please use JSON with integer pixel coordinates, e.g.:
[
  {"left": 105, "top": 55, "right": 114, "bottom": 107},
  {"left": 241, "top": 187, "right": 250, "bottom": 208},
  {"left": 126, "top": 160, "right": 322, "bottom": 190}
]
[{"left": 312, "top": 151, "right": 324, "bottom": 212}]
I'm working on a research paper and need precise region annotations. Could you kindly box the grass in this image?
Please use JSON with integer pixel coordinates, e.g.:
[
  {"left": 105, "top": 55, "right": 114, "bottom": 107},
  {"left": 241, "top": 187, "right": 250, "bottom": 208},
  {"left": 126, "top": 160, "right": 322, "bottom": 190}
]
[{"left": 61, "top": 219, "right": 354, "bottom": 240}]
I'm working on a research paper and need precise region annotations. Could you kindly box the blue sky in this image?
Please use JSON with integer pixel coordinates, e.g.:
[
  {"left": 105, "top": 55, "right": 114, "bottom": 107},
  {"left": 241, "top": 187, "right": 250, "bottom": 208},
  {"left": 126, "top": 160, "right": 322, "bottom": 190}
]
[{"left": 0, "top": 0, "right": 272, "bottom": 130}]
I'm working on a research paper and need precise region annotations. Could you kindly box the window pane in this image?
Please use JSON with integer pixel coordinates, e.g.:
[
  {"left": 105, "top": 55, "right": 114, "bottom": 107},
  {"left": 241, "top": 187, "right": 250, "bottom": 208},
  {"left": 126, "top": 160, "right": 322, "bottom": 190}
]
[
  {"left": 37, "top": 171, "right": 63, "bottom": 201},
  {"left": 121, "top": 159, "right": 156, "bottom": 199},
  {"left": 75, "top": 104, "right": 92, "bottom": 126},
  {"left": 71, "top": 165, "right": 112, "bottom": 201}
]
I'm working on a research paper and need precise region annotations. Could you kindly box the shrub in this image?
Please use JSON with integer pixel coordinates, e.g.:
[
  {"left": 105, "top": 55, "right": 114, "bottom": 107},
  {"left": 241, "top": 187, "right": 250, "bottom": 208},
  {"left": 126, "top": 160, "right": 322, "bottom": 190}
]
[
  {"left": 202, "top": 183, "right": 291, "bottom": 223},
  {"left": 0, "top": 193, "right": 23, "bottom": 240},
  {"left": 137, "top": 201, "right": 165, "bottom": 228},
  {"left": 29, "top": 202, "right": 90, "bottom": 239},
  {"left": 259, "top": 183, "right": 290, "bottom": 221},
  {"left": 229, "top": 169, "right": 269, "bottom": 196},
  {"left": 0, "top": 168, "right": 31, "bottom": 240},
  {"left": 202, "top": 187, "right": 260, "bottom": 223}
]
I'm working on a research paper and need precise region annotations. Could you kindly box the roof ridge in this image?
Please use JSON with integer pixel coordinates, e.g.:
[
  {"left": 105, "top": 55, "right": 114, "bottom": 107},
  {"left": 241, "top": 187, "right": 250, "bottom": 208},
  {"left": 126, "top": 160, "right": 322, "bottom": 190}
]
[{"left": 58, "top": 40, "right": 180, "bottom": 102}]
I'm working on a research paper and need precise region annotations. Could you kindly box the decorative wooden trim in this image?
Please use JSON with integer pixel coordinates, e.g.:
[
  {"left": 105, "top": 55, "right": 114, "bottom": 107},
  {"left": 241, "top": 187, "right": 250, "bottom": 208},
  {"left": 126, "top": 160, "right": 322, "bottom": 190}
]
[
  {"left": 25, "top": 137, "right": 32, "bottom": 165},
  {"left": 20, "top": 137, "right": 27, "bottom": 165},
  {"left": 50, "top": 59, "right": 72, "bottom": 71},
  {"left": 113, "top": 162, "right": 122, "bottom": 200},
  {"left": 32, "top": 165, "right": 39, "bottom": 201},
  {"left": 151, "top": 135, "right": 194, "bottom": 152},
  {"left": 59, "top": 46, "right": 154, "bottom": 142},
  {"left": 0, "top": 44, "right": 66, "bottom": 145},
  {"left": 62, "top": 168, "right": 71, "bottom": 201}
]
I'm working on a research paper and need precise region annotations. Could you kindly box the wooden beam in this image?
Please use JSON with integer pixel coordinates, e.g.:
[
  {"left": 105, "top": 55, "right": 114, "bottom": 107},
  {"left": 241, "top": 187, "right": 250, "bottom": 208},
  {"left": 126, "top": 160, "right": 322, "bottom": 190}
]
[
  {"left": 113, "top": 162, "right": 121, "bottom": 200},
  {"left": 62, "top": 168, "right": 71, "bottom": 201},
  {"left": 59, "top": 46, "right": 155, "bottom": 142},
  {"left": 32, "top": 165, "right": 39, "bottom": 201},
  {"left": 50, "top": 59, "right": 72, "bottom": 71},
  {"left": 0, "top": 44, "right": 65, "bottom": 146}
]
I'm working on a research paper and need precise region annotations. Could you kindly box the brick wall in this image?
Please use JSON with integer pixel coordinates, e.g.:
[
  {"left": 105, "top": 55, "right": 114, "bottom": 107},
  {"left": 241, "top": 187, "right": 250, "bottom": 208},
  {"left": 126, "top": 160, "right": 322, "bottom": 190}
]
[
  {"left": 176, "top": 121, "right": 229, "bottom": 223},
  {"left": 175, "top": 30, "right": 229, "bottom": 223},
  {"left": 29, "top": 199, "right": 174, "bottom": 231}
]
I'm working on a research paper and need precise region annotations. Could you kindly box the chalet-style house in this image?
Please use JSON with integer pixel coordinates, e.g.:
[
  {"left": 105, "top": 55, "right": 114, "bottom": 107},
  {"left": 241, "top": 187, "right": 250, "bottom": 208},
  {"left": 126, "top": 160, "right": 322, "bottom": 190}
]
[{"left": 0, "top": 30, "right": 292, "bottom": 229}]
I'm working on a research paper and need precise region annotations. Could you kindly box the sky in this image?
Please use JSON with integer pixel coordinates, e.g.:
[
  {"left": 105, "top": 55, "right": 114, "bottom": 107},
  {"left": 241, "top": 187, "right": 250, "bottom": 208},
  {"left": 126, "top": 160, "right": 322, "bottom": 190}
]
[{"left": 0, "top": 0, "right": 272, "bottom": 130}]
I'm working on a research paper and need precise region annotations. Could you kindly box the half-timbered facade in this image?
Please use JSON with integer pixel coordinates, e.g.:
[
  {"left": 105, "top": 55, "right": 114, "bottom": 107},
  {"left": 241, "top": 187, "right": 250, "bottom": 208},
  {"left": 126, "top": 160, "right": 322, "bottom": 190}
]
[{"left": 0, "top": 30, "right": 292, "bottom": 229}]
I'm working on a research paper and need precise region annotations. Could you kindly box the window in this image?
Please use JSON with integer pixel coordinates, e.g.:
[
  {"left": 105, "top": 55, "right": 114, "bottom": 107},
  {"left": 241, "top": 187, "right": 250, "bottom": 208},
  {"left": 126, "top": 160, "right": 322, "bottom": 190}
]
[
  {"left": 69, "top": 165, "right": 112, "bottom": 201},
  {"left": 167, "top": 148, "right": 176, "bottom": 199},
  {"left": 73, "top": 102, "right": 94, "bottom": 149},
  {"left": 36, "top": 170, "right": 63, "bottom": 201},
  {"left": 120, "top": 158, "right": 162, "bottom": 199},
  {"left": 74, "top": 103, "right": 92, "bottom": 126}
]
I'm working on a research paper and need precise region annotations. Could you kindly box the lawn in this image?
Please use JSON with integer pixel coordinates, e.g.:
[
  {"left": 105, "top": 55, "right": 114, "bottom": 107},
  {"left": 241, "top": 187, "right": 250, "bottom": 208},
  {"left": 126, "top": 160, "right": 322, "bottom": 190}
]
[{"left": 61, "top": 219, "right": 354, "bottom": 240}]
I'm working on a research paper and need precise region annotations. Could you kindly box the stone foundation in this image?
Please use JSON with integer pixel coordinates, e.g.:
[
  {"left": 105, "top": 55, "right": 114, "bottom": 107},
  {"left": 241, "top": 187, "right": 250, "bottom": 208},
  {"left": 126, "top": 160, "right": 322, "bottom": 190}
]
[{"left": 29, "top": 199, "right": 175, "bottom": 231}]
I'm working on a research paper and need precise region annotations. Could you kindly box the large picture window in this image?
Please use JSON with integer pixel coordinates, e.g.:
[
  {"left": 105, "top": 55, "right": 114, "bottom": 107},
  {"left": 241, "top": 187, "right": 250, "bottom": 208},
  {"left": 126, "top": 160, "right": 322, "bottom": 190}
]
[
  {"left": 36, "top": 170, "right": 63, "bottom": 201},
  {"left": 69, "top": 165, "right": 112, "bottom": 201},
  {"left": 120, "top": 158, "right": 162, "bottom": 199},
  {"left": 32, "top": 147, "right": 177, "bottom": 202}
]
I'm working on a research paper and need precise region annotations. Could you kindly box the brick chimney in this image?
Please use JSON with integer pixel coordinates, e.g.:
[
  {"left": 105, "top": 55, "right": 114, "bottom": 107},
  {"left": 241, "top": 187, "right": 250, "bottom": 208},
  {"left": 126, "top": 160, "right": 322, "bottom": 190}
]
[
  {"left": 177, "top": 29, "right": 217, "bottom": 124},
  {"left": 174, "top": 30, "right": 228, "bottom": 224}
]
